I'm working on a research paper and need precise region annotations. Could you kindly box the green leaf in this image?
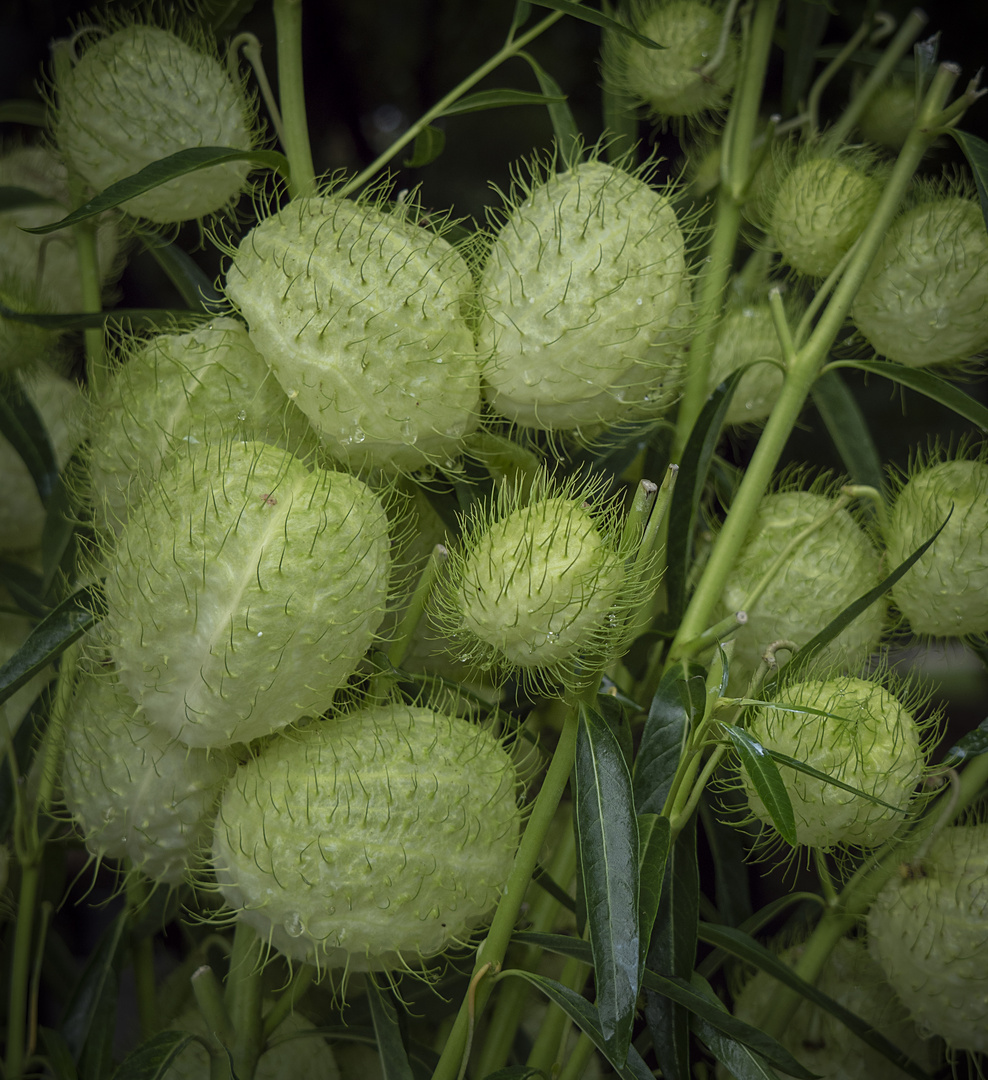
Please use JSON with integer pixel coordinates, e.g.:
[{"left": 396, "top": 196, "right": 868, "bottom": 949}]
[
  {"left": 697, "top": 923, "right": 939, "bottom": 1080},
  {"left": 574, "top": 702, "right": 640, "bottom": 1059},
  {"left": 811, "top": 368, "right": 885, "bottom": 495},
  {"left": 636, "top": 812, "right": 670, "bottom": 982},
  {"left": 666, "top": 372, "right": 742, "bottom": 619},
  {"left": 0, "top": 374, "right": 59, "bottom": 504},
  {"left": 698, "top": 795, "right": 751, "bottom": 927},
  {"left": 641, "top": 972, "right": 814, "bottom": 1079},
  {"left": 110, "top": 1031, "right": 200, "bottom": 1080},
  {"left": 39, "top": 1027, "right": 79, "bottom": 1080},
  {"left": 367, "top": 975, "right": 415, "bottom": 1080},
  {"left": 135, "top": 227, "right": 224, "bottom": 312},
  {"left": 0, "top": 185, "right": 60, "bottom": 212},
  {"left": 0, "top": 559, "right": 46, "bottom": 619},
  {"left": 0, "top": 100, "right": 47, "bottom": 125},
  {"left": 527, "top": 0, "right": 665, "bottom": 50},
  {"left": 765, "top": 746, "right": 909, "bottom": 814},
  {"left": 197, "top": 0, "right": 259, "bottom": 35},
  {"left": 0, "top": 690, "right": 49, "bottom": 837},
  {"left": 42, "top": 467, "right": 81, "bottom": 601},
  {"left": 633, "top": 661, "right": 704, "bottom": 816},
  {"left": 692, "top": 1017, "right": 779, "bottom": 1080},
  {"left": 945, "top": 128, "right": 988, "bottom": 234},
  {"left": 517, "top": 53, "right": 582, "bottom": 168},
  {"left": 508, "top": 1, "right": 534, "bottom": 40},
  {"left": 0, "top": 584, "right": 101, "bottom": 710},
  {"left": 500, "top": 971, "right": 655, "bottom": 1080},
  {"left": 780, "top": 1, "right": 831, "bottom": 115},
  {"left": 943, "top": 716, "right": 988, "bottom": 765},
  {"left": 512, "top": 930, "right": 593, "bottom": 965},
  {"left": 0, "top": 302, "right": 194, "bottom": 333},
  {"left": 22, "top": 147, "right": 288, "bottom": 234},
  {"left": 828, "top": 359, "right": 988, "bottom": 431},
  {"left": 61, "top": 912, "right": 127, "bottom": 1063},
  {"left": 440, "top": 89, "right": 568, "bottom": 116},
  {"left": 403, "top": 126, "right": 446, "bottom": 169},
  {"left": 644, "top": 817, "right": 698, "bottom": 1080},
  {"left": 720, "top": 725, "right": 797, "bottom": 846}
]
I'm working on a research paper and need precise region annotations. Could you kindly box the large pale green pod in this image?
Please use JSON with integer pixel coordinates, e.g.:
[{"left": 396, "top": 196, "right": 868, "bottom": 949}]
[
  {"left": 868, "top": 824, "right": 988, "bottom": 1053},
  {"left": 479, "top": 161, "right": 688, "bottom": 431},
  {"left": 53, "top": 23, "right": 255, "bottom": 223},
  {"left": 62, "top": 666, "right": 235, "bottom": 884},
  {"left": 224, "top": 195, "right": 482, "bottom": 471},
  {"left": 211, "top": 702, "right": 521, "bottom": 971},
  {"left": 87, "top": 318, "right": 315, "bottom": 530},
  {"left": 101, "top": 440, "right": 392, "bottom": 747}
]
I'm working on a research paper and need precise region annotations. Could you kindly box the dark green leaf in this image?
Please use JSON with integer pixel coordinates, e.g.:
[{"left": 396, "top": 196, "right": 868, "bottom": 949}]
[
  {"left": 943, "top": 716, "right": 988, "bottom": 765},
  {"left": 697, "top": 923, "right": 938, "bottom": 1080},
  {"left": 642, "top": 972, "right": 814, "bottom": 1079},
  {"left": 0, "top": 185, "right": 60, "bottom": 212},
  {"left": 666, "top": 372, "right": 742, "bottom": 619},
  {"left": 527, "top": 0, "right": 664, "bottom": 50},
  {"left": 811, "top": 368, "right": 885, "bottom": 496},
  {"left": 574, "top": 702, "right": 640, "bottom": 1059},
  {"left": 828, "top": 359, "right": 988, "bottom": 431},
  {"left": 403, "top": 126, "right": 446, "bottom": 169},
  {"left": 600, "top": 0, "right": 639, "bottom": 166},
  {"left": 500, "top": 971, "right": 654, "bottom": 1080},
  {"left": 482, "top": 1069, "right": 548, "bottom": 1080},
  {"left": 110, "top": 1031, "right": 201, "bottom": 1080},
  {"left": 508, "top": 1, "right": 534, "bottom": 39},
  {"left": 39, "top": 1027, "right": 79, "bottom": 1080},
  {"left": 765, "top": 747, "right": 908, "bottom": 814},
  {"left": 636, "top": 812, "right": 670, "bottom": 982},
  {"left": 0, "top": 100, "right": 47, "bottom": 125},
  {"left": 41, "top": 469, "right": 81, "bottom": 601},
  {"left": 0, "top": 559, "right": 46, "bottom": 618},
  {"left": 512, "top": 930, "right": 593, "bottom": 965},
  {"left": 0, "top": 689, "right": 49, "bottom": 836},
  {"left": 644, "top": 816, "right": 698, "bottom": 1080},
  {"left": 0, "top": 375, "right": 58, "bottom": 503},
  {"left": 23, "top": 147, "right": 288, "bottom": 234},
  {"left": 61, "top": 912, "right": 127, "bottom": 1061},
  {"left": 596, "top": 691, "right": 635, "bottom": 773},
  {"left": 0, "top": 584, "right": 101, "bottom": 709},
  {"left": 698, "top": 795, "right": 751, "bottom": 927},
  {"left": 945, "top": 128, "right": 988, "bottom": 233},
  {"left": 367, "top": 975, "right": 415, "bottom": 1080},
  {"left": 633, "top": 661, "right": 702, "bottom": 816},
  {"left": 692, "top": 1017, "right": 779, "bottom": 1080},
  {"left": 517, "top": 53, "right": 582, "bottom": 168},
  {"left": 79, "top": 962, "right": 119, "bottom": 1080},
  {"left": 781, "top": 1, "right": 831, "bottom": 115},
  {"left": 720, "top": 725, "right": 797, "bottom": 846},
  {"left": 531, "top": 863, "right": 577, "bottom": 912},
  {"left": 0, "top": 302, "right": 194, "bottom": 332},
  {"left": 197, "top": 0, "right": 259, "bottom": 34},
  {"left": 440, "top": 89, "right": 568, "bottom": 117},
  {"left": 136, "top": 227, "right": 224, "bottom": 312}
]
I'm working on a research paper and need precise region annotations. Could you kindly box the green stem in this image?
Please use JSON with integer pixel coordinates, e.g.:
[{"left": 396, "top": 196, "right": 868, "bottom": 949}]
[
  {"left": 127, "top": 876, "right": 160, "bottom": 1040},
  {"left": 4, "top": 847, "right": 41, "bottom": 1079},
  {"left": 261, "top": 965, "right": 316, "bottom": 1041},
  {"left": 272, "top": 0, "right": 316, "bottom": 197},
  {"left": 668, "top": 63, "right": 962, "bottom": 657},
  {"left": 431, "top": 707, "right": 580, "bottom": 1080},
  {"left": 225, "top": 922, "right": 265, "bottom": 1080},
  {"left": 556, "top": 1030, "right": 598, "bottom": 1080}
]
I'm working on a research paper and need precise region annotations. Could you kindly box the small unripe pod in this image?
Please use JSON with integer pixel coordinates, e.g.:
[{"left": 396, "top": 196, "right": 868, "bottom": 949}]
[
  {"left": 210, "top": 702, "right": 522, "bottom": 971},
  {"left": 61, "top": 665, "right": 235, "bottom": 884},
  {"left": 856, "top": 77, "right": 916, "bottom": 152},
  {"left": 100, "top": 440, "right": 392, "bottom": 747},
  {"left": 52, "top": 21, "right": 256, "bottom": 223},
  {"left": 479, "top": 159, "right": 689, "bottom": 432},
  {"left": 707, "top": 299, "right": 788, "bottom": 424},
  {"left": 867, "top": 824, "right": 988, "bottom": 1052},
  {"left": 851, "top": 196, "right": 988, "bottom": 367},
  {"left": 743, "top": 675, "right": 924, "bottom": 850},
  {"left": 225, "top": 194, "right": 481, "bottom": 471},
  {"left": 886, "top": 457, "right": 988, "bottom": 637}
]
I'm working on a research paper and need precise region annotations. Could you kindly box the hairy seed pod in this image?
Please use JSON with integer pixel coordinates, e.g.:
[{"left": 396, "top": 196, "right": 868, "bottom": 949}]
[
  {"left": 52, "top": 20, "right": 256, "bottom": 223},
  {"left": 707, "top": 298, "right": 790, "bottom": 424},
  {"left": 479, "top": 158, "right": 689, "bottom": 432},
  {"left": 867, "top": 824, "right": 988, "bottom": 1052},
  {"left": 886, "top": 457, "right": 988, "bottom": 637},
  {"left": 100, "top": 440, "right": 392, "bottom": 748},
  {"left": 224, "top": 193, "right": 481, "bottom": 471},
  {"left": 743, "top": 676, "right": 925, "bottom": 850},
  {"left": 851, "top": 196, "right": 988, "bottom": 367},
  {"left": 211, "top": 702, "right": 522, "bottom": 972},
  {"left": 61, "top": 664, "right": 235, "bottom": 884}
]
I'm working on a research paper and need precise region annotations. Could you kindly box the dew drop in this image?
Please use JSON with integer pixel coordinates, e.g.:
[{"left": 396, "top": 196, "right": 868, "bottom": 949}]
[
  {"left": 257, "top": 631, "right": 263, "bottom": 638},
  {"left": 285, "top": 912, "right": 304, "bottom": 938},
  {"left": 236, "top": 409, "right": 247, "bottom": 421},
  {"left": 636, "top": 297, "right": 643, "bottom": 306}
]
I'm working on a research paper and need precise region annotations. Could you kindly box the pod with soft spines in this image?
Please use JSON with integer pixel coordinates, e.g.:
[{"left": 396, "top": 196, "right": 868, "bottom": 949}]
[{"left": 99, "top": 439, "right": 393, "bottom": 748}]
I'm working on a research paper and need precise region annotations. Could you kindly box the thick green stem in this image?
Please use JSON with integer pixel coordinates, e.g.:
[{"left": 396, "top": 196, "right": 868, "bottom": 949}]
[
  {"left": 669, "top": 63, "right": 962, "bottom": 656},
  {"left": 431, "top": 707, "right": 579, "bottom": 1080},
  {"left": 272, "top": 0, "right": 316, "bottom": 197},
  {"left": 225, "top": 922, "right": 265, "bottom": 1080}
]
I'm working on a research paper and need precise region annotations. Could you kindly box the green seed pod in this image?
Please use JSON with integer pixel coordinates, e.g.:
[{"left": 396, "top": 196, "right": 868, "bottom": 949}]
[
  {"left": 867, "top": 824, "right": 988, "bottom": 1052},
  {"left": 86, "top": 317, "right": 316, "bottom": 531},
  {"left": 100, "top": 440, "right": 392, "bottom": 748},
  {"left": 707, "top": 298, "right": 790, "bottom": 424},
  {"left": 717, "top": 490, "right": 886, "bottom": 678},
  {"left": 723, "top": 938, "right": 941, "bottom": 1080},
  {"left": 886, "top": 455, "right": 988, "bottom": 637},
  {"left": 210, "top": 702, "right": 522, "bottom": 972},
  {"left": 851, "top": 195, "right": 988, "bottom": 367},
  {"left": 61, "top": 664, "right": 235, "bottom": 884},
  {"left": 478, "top": 157, "right": 689, "bottom": 433},
  {"left": 769, "top": 151, "right": 882, "bottom": 278},
  {"left": 224, "top": 192, "right": 481, "bottom": 472},
  {"left": 856, "top": 77, "right": 916, "bottom": 152},
  {"left": 743, "top": 675, "right": 925, "bottom": 850},
  {"left": 603, "top": 0, "right": 739, "bottom": 123},
  {"left": 434, "top": 473, "right": 634, "bottom": 693},
  {"left": 51, "top": 19, "right": 257, "bottom": 223}
]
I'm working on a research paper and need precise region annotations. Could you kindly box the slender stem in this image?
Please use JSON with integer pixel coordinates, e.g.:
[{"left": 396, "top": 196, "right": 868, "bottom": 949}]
[
  {"left": 805, "top": 17, "right": 874, "bottom": 139},
  {"left": 556, "top": 1031, "right": 598, "bottom": 1080},
  {"left": 4, "top": 849, "right": 41, "bottom": 1079},
  {"left": 261, "top": 964, "right": 316, "bottom": 1041},
  {"left": 272, "top": 0, "right": 316, "bottom": 197},
  {"left": 431, "top": 707, "right": 580, "bottom": 1080},
  {"left": 231, "top": 34, "right": 287, "bottom": 148},
  {"left": 225, "top": 922, "right": 265, "bottom": 1080},
  {"left": 127, "top": 876, "right": 160, "bottom": 1039},
  {"left": 387, "top": 544, "right": 448, "bottom": 669}
]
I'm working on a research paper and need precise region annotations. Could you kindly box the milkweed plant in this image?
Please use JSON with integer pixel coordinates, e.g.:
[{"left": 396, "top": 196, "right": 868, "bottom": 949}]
[{"left": 3, "top": 1, "right": 988, "bottom": 1078}]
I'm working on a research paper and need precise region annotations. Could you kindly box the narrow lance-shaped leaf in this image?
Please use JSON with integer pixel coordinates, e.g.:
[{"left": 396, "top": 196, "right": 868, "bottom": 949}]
[
  {"left": 946, "top": 128, "right": 988, "bottom": 234},
  {"left": 403, "top": 125, "right": 446, "bottom": 169},
  {"left": 517, "top": 52, "right": 582, "bottom": 168},
  {"left": 110, "top": 1031, "right": 200, "bottom": 1080},
  {"left": 439, "top": 89, "right": 568, "bottom": 116},
  {"left": 720, "top": 724, "right": 797, "bottom": 846},
  {"left": 811, "top": 368, "right": 886, "bottom": 496},
  {"left": 574, "top": 702, "right": 640, "bottom": 1060},
  {"left": 633, "top": 661, "right": 701, "bottom": 817},
  {"left": 0, "top": 375, "right": 58, "bottom": 503},
  {"left": 366, "top": 975, "right": 415, "bottom": 1080},
  {"left": 0, "top": 185, "right": 59, "bottom": 211},
  {"left": 527, "top": 0, "right": 665, "bottom": 50},
  {"left": 636, "top": 812, "right": 670, "bottom": 984}
]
